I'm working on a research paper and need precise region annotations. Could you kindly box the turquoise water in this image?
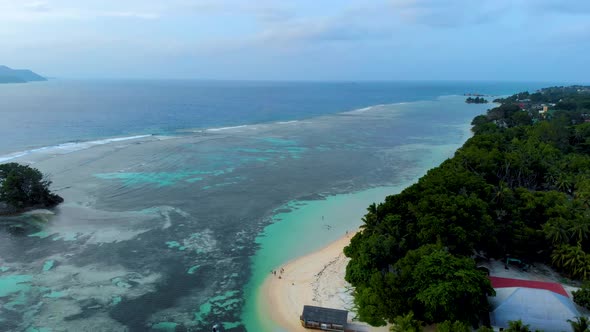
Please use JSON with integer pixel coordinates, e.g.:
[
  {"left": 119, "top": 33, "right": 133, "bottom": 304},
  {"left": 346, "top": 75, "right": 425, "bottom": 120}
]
[
  {"left": 241, "top": 136, "right": 468, "bottom": 331},
  {"left": 151, "top": 322, "right": 178, "bottom": 331},
  {"left": 42, "top": 260, "right": 55, "bottom": 272},
  {"left": 1, "top": 92, "right": 499, "bottom": 331},
  {"left": 0, "top": 274, "right": 33, "bottom": 297},
  {"left": 241, "top": 187, "right": 404, "bottom": 331}
]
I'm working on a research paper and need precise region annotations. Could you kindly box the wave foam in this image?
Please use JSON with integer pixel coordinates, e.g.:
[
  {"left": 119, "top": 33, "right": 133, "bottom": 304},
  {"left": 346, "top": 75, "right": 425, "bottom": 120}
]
[
  {"left": 206, "top": 125, "right": 250, "bottom": 132},
  {"left": 346, "top": 104, "right": 388, "bottom": 114},
  {"left": 0, "top": 135, "right": 153, "bottom": 163}
]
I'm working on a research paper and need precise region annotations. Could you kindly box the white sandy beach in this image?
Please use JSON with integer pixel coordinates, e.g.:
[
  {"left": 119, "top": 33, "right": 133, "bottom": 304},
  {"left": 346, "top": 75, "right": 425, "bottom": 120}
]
[{"left": 258, "top": 230, "right": 391, "bottom": 332}]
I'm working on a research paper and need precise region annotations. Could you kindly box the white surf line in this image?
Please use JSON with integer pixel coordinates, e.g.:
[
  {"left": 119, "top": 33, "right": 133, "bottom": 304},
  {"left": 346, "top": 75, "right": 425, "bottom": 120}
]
[{"left": 0, "top": 134, "right": 154, "bottom": 163}]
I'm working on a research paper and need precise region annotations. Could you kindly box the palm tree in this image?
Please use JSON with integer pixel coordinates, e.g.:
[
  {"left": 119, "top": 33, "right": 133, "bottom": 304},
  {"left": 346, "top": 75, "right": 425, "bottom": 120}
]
[
  {"left": 574, "top": 179, "right": 590, "bottom": 208},
  {"left": 361, "top": 203, "right": 379, "bottom": 230},
  {"left": 543, "top": 219, "right": 571, "bottom": 245},
  {"left": 568, "top": 316, "right": 590, "bottom": 332},
  {"left": 569, "top": 217, "right": 590, "bottom": 245},
  {"left": 545, "top": 170, "right": 558, "bottom": 189},
  {"left": 476, "top": 327, "right": 494, "bottom": 332},
  {"left": 436, "top": 321, "right": 470, "bottom": 332},
  {"left": 564, "top": 245, "right": 583, "bottom": 270},
  {"left": 506, "top": 320, "right": 531, "bottom": 332},
  {"left": 390, "top": 312, "right": 423, "bottom": 332},
  {"left": 556, "top": 173, "right": 574, "bottom": 195},
  {"left": 551, "top": 244, "right": 590, "bottom": 280},
  {"left": 493, "top": 181, "right": 511, "bottom": 203},
  {"left": 552, "top": 244, "right": 569, "bottom": 267},
  {"left": 573, "top": 126, "right": 586, "bottom": 145}
]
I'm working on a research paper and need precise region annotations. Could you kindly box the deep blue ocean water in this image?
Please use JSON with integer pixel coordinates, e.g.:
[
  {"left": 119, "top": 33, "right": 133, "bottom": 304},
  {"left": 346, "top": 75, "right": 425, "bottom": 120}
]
[
  {"left": 0, "top": 80, "right": 558, "bottom": 332},
  {"left": 0, "top": 80, "right": 551, "bottom": 155}
]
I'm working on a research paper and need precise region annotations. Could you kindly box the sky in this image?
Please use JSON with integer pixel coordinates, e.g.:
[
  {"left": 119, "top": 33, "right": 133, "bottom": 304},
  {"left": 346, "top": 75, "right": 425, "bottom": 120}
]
[{"left": 1, "top": 0, "right": 589, "bottom": 81}]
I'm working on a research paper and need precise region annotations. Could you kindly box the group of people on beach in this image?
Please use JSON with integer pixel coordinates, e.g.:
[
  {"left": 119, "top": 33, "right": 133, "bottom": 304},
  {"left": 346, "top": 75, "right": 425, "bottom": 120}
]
[{"left": 271, "top": 267, "right": 285, "bottom": 279}]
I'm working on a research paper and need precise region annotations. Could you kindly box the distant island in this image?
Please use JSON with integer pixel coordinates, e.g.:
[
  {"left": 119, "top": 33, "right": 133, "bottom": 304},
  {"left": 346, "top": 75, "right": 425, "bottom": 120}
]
[
  {"left": 0, "top": 163, "right": 63, "bottom": 215},
  {"left": 0, "top": 65, "right": 47, "bottom": 84},
  {"left": 466, "top": 96, "right": 489, "bottom": 104}
]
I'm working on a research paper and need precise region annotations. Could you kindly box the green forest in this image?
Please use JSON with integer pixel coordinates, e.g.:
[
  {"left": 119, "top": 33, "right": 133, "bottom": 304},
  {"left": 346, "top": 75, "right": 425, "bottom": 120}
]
[
  {"left": 466, "top": 96, "right": 489, "bottom": 104},
  {"left": 0, "top": 163, "right": 63, "bottom": 214},
  {"left": 344, "top": 86, "right": 590, "bottom": 328}
]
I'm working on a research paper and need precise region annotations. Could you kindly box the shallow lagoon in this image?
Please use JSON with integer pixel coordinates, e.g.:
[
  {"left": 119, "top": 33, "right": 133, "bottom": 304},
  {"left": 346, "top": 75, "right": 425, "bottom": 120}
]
[{"left": 0, "top": 96, "right": 491, "bottom": 331}]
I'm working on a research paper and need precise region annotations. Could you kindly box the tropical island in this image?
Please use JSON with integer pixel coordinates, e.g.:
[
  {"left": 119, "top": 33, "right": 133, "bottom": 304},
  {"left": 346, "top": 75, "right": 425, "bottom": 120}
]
[
  {"left": 0, "top": 163, "right": 63, "bottom": 215},
  {"left": 0, "top": 65, "right": 47, "bottom": 84},
  {"left": 342, "top": 85, "right": 590, "bottom": 331},
  {"left": 466, "top": 96, "right": 489, "bottom": 104}
]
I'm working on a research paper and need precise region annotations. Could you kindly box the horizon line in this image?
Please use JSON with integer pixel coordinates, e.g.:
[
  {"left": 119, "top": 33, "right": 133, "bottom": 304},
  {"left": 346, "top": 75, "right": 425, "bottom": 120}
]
[{"left": 37, "top": 77, "right": 588, "bottom": 84}]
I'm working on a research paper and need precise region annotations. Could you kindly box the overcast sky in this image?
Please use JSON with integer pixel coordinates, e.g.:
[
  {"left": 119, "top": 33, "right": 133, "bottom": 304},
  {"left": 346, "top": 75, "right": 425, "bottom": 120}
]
[{"left": 1, "top": 0, "right": 589, "bottom": 81}]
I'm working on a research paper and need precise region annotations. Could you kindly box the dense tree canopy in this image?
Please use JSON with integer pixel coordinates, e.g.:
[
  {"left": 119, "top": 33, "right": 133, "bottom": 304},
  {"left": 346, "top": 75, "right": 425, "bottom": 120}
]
[
  {"left": 345, "top": 86, "right": 590, "bottom": 327},
  {"left": 436, "top": 320, "right": 471, "bottom": 332},
  {"left": 573, "top": 283, "right": 590, "bottom": 310},
  {"left": 390, "top": 312, "right": 423, "bottom": 332},
  {"left": 505, "top": 320, "right": 532, "bottom": 332},
  {"left": 569, "top": 317, "right": 590, "bottom": 332},
  {"left": 466, "top": 96, "right": 488, "bottom": 104},
  {"left": 0, "top": 163, "right": 63, "bottom": 213}
]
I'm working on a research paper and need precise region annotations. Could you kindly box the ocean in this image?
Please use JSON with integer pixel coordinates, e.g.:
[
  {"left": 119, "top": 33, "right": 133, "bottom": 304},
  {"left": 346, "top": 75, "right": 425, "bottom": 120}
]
[{"left": 0, "top": 80, "right": 551, "bottom": 332}]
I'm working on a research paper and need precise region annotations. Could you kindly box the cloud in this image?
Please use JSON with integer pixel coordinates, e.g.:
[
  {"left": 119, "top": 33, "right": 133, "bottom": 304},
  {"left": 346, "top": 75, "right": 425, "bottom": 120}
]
[
  {"left": 1, "top": 0, "right": 589, "bottom": 81},
  {"left": 239, "top": 1, "right": 397, "bottom": 48},
  {"left": 256, "top": 20, "right": 389, "bottom": 46},
  {"left": 389, "top": 0, "right": 511, "bottom": 27},
  {"left": 164, "top": 0, "right": 294, "bottom": 23},
  {"left": 0, "top": 1, "right": 160, "bottom": 21},
  {"left": 533, "top": 0, "right": 590, "bottom": 15},
  {"left": 24, "top": 1, "right": 50, "bottom": 12},
  {"left": 546, "top": 21, "right": 590, "bottom": 45},
  {"left": 98, "top": 11, "right": 159, "bottom": 19},
  {"left": 388, "top": 0, "right": 590, "bottom": 28},
  {"left": 0, "top": 0, "right": 296, "bottom": 23}
]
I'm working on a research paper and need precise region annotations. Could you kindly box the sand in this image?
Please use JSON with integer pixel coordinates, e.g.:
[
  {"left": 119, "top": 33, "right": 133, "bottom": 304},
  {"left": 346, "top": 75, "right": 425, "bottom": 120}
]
[{"left": 258, "top": 230, "right": 390, "bottom": 332}]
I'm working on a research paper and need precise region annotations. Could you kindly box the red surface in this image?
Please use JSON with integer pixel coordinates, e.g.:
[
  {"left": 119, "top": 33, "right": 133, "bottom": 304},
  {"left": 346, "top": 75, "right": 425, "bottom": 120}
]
[{"left": 489, "top": 276, "right": 568, "bottom": 297}]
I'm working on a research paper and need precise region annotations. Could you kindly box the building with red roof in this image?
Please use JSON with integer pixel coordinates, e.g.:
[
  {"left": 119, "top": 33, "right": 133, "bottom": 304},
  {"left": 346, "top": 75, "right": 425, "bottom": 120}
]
[
  {"left": 489, "top": 276, "right": 569, "bottom": 297},
  {"left": 488, "top": 276, "right": 578, "bottom": 332}
]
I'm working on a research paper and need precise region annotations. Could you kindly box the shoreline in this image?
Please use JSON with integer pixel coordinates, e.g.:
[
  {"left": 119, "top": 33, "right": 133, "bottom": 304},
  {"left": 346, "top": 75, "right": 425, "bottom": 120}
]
[
  {"left": 257, "top": 230, "right": 391, "bottom": 332},
  {"left": 247, "top": 99, "right": 488, "bottom": 331},
  {"left": 0, "top": 92, "right": 495, "bottom": 331},
  {"left": 240, "top": 186, "right": 407, "bottom": 332}
]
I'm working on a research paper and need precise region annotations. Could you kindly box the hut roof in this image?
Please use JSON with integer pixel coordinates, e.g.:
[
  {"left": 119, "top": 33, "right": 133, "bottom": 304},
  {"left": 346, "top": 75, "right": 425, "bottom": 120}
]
[
  {"left": 489, "top": 276, "right": 568, "bottom": 297},
  {"left": 301, "top": 305, "right": 348, "bottom": 326},
  {"left": 489, "top": 288, "right": 578, "bottom": 332}
]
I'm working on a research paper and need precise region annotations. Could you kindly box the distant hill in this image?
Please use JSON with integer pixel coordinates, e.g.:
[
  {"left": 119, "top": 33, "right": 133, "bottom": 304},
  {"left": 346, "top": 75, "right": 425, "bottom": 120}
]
[{"left": 0, "top": 65, "right": 47, "bottom": 83}]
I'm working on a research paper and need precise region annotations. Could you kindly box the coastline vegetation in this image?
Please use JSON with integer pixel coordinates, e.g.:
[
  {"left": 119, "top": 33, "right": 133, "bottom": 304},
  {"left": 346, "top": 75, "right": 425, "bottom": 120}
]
[
  {"left": 0, "top": 162, "right": 63, "bottom": 214},
  {"left": 465, "top": 96, "right": 488, "bottom": 104},
  {"left": 573, "top": 283, "right": 590, "bottom": 310},
  {"left": 344, "top": 86, "right": 590, "bottom": 329}
]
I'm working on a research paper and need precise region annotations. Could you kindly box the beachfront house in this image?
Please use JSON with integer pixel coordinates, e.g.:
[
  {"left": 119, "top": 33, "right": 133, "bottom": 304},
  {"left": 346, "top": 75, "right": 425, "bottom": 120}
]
[{"left": 300, "top": 305, "right": 348, "bottom": 331}]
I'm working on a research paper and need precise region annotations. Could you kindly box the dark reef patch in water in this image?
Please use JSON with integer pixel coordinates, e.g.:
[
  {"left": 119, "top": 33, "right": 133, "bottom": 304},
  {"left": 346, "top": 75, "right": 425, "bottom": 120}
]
[
  {"left": 0, "top": 97, "right": 493, "bottom": 331},
  {"left": 109, "top": 261, "right": 207, "bottom": 331}
]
